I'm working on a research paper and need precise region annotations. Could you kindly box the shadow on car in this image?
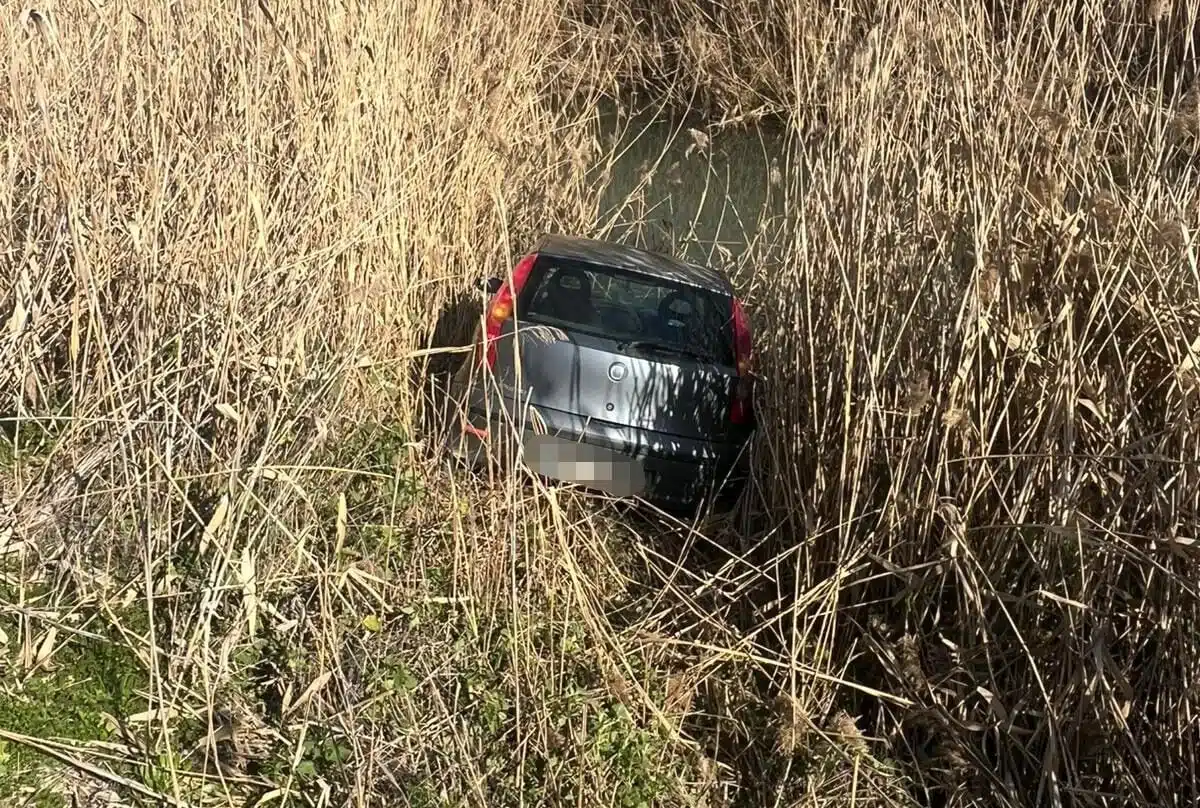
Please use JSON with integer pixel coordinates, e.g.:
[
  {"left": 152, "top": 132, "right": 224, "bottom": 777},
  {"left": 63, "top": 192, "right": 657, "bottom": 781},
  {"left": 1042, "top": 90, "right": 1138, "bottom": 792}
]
[{"left": 444, "top": 357, "right": 757, "bottom": 519}]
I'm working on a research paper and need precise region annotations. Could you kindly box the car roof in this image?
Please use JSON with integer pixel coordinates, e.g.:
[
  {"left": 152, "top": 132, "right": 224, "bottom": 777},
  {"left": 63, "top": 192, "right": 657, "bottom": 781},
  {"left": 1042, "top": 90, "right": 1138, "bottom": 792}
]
[{"left": 533, "top": 233, "right": 733, "bottom": 294}]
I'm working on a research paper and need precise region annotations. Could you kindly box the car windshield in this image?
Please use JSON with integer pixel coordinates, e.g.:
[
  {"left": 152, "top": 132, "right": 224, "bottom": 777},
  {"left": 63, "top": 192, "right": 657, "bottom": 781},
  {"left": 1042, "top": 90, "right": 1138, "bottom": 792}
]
[{"left": 517, "top": 255, "right": 735, "bottom": 366}]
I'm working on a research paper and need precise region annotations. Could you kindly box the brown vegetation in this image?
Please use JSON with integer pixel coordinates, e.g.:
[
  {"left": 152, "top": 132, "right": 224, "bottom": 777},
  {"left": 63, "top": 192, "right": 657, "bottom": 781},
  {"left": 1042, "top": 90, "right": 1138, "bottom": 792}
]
[{"left": 2, "top": 0, "right": 1199, "bottom": 806}]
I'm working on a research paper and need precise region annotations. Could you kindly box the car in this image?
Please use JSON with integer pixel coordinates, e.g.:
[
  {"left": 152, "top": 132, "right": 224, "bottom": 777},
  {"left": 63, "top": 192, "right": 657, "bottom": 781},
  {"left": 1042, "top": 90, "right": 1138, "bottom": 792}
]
[{"left": 443, "top": 233, "right": 758, "bottom": 514}]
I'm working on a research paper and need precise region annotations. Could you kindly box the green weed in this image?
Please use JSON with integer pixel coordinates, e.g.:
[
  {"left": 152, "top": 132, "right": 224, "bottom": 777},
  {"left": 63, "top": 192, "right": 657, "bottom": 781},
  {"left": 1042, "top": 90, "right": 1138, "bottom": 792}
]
[{"left": 0, "top": 597, "right": 148, "bottom": 803}]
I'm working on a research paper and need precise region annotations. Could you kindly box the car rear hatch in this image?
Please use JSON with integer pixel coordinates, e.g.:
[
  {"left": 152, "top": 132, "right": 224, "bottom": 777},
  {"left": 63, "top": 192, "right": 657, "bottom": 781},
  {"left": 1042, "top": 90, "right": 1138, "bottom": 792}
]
[{"left": 493, "top": 254, "right": 742, "bottom": 447}]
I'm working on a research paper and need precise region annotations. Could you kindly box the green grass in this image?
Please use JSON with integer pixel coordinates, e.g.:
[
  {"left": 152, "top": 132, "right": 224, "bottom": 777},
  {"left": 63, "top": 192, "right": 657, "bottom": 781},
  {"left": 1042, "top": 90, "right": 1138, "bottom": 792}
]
[
  {"left": 0, "top": 408, "right": 903, "bottom": 806},
  {"left": 0, "top": 582, "right": 149, "bottom": 805}
]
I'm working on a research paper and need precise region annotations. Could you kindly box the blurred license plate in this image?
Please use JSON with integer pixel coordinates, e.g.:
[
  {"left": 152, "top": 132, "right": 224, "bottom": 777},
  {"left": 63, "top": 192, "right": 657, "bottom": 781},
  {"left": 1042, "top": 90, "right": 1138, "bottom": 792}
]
[{"left": 522, "top": 435, "right": 645, "bottom": 497}]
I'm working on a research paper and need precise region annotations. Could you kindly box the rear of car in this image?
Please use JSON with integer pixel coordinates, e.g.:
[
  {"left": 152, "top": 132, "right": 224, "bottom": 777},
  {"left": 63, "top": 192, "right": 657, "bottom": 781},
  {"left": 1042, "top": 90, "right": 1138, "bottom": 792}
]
[{"left": 445, "top": 236, "right": 756, "bottom": 512}]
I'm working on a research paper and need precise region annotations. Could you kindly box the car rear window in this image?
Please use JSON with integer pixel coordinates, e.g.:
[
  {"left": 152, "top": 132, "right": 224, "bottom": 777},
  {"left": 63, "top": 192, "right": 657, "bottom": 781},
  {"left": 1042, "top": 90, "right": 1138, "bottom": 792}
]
[{"left": 517, "top": 255, "right": 735, "bottom": 365}]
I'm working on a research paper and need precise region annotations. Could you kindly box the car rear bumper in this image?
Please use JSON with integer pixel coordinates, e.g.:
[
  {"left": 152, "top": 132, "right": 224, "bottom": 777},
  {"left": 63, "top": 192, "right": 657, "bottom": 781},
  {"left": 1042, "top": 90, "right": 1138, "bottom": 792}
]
[{"left": 444, "top": 381, "right": 752, "bottom": 510}]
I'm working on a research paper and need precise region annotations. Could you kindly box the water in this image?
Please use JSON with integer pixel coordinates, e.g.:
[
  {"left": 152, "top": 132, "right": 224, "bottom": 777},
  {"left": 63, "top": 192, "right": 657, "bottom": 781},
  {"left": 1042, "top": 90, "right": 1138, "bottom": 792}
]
[{"left": 587, "top": 104, "right": 794, "bottom": 276}]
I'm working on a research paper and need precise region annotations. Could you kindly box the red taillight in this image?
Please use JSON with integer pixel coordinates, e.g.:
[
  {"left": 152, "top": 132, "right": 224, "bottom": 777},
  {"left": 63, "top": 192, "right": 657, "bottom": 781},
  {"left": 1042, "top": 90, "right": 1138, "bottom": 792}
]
[
  {"left": 730, "top": 297, "right": 754, "bottom": 424},
  {"left": 479, "top": 252, "right": 537, "bottom": 368}
]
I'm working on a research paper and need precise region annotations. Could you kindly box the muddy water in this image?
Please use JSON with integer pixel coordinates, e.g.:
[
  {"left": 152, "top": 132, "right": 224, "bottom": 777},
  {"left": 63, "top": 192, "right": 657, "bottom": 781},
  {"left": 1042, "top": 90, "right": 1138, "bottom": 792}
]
[{"left": 588, "top": 105, "right": 795, "bottom": 274}]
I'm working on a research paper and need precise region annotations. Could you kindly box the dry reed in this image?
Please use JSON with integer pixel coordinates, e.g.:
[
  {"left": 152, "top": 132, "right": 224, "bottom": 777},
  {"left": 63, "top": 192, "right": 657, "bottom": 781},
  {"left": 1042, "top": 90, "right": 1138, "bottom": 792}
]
[{"left": 2, "top": 1, "right": 1199, "bottom": 806}]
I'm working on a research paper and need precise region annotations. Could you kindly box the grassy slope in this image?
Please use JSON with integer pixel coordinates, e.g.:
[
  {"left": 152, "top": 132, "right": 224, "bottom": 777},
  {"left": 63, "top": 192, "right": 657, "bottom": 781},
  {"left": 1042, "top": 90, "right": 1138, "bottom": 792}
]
[{"left": 3, "top": 1, "right": 1200, "bottom": 806}]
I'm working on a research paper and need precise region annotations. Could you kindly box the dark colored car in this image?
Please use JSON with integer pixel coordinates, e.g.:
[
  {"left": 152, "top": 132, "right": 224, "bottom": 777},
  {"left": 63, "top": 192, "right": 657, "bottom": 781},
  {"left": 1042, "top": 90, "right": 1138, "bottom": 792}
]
[{"left": 444, "top": 233, "right": 757, "bottom": 513}]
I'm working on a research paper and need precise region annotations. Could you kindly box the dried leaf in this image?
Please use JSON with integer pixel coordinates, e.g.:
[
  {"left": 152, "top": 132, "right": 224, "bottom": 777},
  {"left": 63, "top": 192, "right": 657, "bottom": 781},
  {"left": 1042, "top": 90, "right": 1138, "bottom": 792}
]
[
  {"left": 250, "top": 188, "right": 267, "bottom": 252},
  {"left": 286, "top": 671, "right": 332, "bottom": 717},
  {"left": 1077, "top": 397, "right": 1105, "bottom": 420},
  {"left": 335, "top": 493, "right": 348, "bottom": 553},
  {"left": 126, "top": 707, "right": 178, "bottom": 724},
  {"left": 33, "top": 626, "right": 59, "bottom": 667},
  {"left": 5, "top": 265, "right": 30, "bottom": 336},
  {"left": 1178, "top": 334, "right": 1200, "bottom": 385},
  {"left": 239, "top": 545, "right": 258, "bottom": 638},
  {"left": 216, "top": 403, "right": 241, "bottom": 423},
  {"left": 201, "top": 494, "right": 229, "bottom": 554}
]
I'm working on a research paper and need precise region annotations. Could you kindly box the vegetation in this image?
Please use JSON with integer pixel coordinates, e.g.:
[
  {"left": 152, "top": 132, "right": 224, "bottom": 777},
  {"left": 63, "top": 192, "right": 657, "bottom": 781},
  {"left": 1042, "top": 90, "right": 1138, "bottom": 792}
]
[{"left": 3, "top": 0, "right": 1199, "bottom": 806}]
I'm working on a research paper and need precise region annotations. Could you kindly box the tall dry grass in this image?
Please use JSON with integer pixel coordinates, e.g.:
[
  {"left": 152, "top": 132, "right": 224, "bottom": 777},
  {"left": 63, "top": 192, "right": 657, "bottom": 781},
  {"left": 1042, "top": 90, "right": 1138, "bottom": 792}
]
[
  {"left": 3, "top": 0, "right": 1200, "bottom": 806},
  {"left": 748, "top": 2, "right": 1200, "bottom": 806}
]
